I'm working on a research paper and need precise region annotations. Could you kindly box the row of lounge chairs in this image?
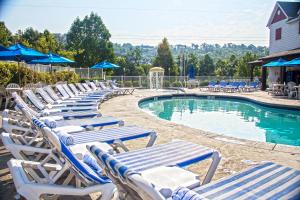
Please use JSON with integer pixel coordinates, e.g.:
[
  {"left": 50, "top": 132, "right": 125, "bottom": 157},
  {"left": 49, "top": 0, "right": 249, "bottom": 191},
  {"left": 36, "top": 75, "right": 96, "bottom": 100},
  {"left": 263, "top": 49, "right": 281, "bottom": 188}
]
[
  {"left": 1, "top": 81, "right": 299, "bottom": 199},
  {"left": 205, "top": 81, "right": 260, "bottom": 93}
]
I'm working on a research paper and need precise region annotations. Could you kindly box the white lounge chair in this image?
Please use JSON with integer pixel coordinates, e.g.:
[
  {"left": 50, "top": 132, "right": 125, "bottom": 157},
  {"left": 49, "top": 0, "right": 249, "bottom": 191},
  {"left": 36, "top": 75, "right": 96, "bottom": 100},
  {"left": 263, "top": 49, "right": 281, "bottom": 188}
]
[
  {"left": 35, "top": 87, "right": 99, "bottom": 107},
  {"left": 23, "top": 89, "right": 99, "bottom": 112},
  {"left": 90, "top": 147, "right": 300, "bottom": 200}
]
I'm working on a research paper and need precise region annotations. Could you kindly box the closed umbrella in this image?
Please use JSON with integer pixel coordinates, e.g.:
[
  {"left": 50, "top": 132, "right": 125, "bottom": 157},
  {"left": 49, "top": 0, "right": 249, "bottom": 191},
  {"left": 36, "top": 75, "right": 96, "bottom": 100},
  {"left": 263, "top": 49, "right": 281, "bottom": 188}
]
[
  {"left": 29, "top": 52, "right": 75, "bottom": 72},
  {"left": 90, "top": 61, "right": 120, "bottom": 79}
]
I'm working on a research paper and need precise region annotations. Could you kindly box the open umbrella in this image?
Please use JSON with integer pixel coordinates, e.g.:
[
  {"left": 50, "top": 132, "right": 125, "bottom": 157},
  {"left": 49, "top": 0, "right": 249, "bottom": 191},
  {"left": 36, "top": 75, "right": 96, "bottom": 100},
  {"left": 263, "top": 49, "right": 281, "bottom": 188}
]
[
  {"left": 29, "top": 52, "right": 75, "bottom": 72},
  {"left": 0, "top": 45, "right": 9, "bottom": 51},
  {"left": 0, "top": 43, "right": 47, "bottom": 83},
  {"left": 285, "top": 58, "right": 300, "bottom": 66},
  {"left": 263, "top": 58, "right": 287, "bottom": 67},
  {"left": 90, "top": 61, "right": 120, "bottom": 79}
]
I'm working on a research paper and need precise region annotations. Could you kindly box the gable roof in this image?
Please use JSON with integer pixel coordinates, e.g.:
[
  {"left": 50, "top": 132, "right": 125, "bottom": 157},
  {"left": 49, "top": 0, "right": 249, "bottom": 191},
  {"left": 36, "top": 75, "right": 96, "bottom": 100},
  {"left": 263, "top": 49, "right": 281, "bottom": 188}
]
[
  {"left": 277, "top": 1, "right": 300, "bottom": 19},
  {"left": 267, "top": 1, "right": 300, "bottom": 27}
]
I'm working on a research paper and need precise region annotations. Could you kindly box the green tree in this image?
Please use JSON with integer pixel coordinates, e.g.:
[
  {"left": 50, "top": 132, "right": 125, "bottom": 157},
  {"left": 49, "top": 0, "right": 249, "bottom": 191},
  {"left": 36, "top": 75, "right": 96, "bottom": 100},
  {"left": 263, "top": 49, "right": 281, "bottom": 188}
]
[
  {"left": 66, "top": 12, "right": 114, "bottom": 67},
  {"left": 36, "top": 30, "right": 60, "bottom": 53},
  {"left": 0, "top": 22, "right": 12, "bottom": 46},
  {"left": 22, "top": 27, "right": 41, "bottom": 48},
  {"left": 153, "top": 38, "right": 178, "bottom": 75},
  {"left": 187, "top": 53, "right": 199, "bottom": 75},
  {"left": 235, "top": 52, "right": 259, "bottom": 77},
  {"left": 199, "top": 54, "right": 215, "bottom": 76}
]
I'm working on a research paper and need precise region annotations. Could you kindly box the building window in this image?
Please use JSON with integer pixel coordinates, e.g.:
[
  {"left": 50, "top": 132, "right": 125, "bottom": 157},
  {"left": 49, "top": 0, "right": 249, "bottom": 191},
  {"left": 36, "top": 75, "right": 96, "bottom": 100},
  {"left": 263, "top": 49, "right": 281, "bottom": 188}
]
[{"left": 275, "top": 28, "right": 282, "bottom": 40}]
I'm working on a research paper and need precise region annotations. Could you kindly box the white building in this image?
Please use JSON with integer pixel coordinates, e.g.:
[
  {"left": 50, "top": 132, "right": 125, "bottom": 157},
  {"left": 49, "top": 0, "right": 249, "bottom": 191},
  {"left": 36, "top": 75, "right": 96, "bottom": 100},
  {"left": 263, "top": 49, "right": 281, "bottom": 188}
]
[{"left": 265, "top": 1, "right": 300, "bottom": 87}]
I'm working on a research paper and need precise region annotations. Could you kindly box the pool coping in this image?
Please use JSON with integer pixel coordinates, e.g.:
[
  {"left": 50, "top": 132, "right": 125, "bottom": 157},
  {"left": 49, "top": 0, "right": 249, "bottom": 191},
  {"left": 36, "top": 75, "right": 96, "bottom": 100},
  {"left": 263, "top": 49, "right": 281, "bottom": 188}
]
[{"left": 137, "top": 93, "right": 300, "bottom": 153}]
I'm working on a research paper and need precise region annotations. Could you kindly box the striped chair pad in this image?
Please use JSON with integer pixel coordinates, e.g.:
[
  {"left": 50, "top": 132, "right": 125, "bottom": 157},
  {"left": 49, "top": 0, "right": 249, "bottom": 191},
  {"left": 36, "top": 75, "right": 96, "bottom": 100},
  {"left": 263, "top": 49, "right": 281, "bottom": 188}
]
[
  {"left": 71, "top": 126, "right": 154, "bottom": 144},
  {"left": 59, "top": 105, "right": 98, "bottom": 112},
  {"left": 54, "top": 116, "right": 121, "bottom": 128},
  {"left": 114, "top": 140, "right": 214, "bottom": 172},
  {"left": 193, "top": 162, "right": 300, "bottom": 200},
  {"left": 48, "top": 110, "right": 100, "bottom": 119}
]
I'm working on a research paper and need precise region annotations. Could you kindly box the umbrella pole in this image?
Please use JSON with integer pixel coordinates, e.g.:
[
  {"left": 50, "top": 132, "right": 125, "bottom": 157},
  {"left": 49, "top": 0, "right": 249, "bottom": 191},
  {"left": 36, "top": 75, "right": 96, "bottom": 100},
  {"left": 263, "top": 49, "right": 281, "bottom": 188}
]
[{"left": 18, "top": 62, "right": 21, "bottom": 85}]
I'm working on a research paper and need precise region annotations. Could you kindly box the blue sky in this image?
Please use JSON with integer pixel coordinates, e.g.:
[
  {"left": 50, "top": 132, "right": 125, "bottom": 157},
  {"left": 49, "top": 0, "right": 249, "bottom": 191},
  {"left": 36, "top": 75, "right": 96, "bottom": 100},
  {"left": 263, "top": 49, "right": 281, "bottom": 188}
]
[{"left": 0, "top": 0, "right": 296, "bottom": 46}]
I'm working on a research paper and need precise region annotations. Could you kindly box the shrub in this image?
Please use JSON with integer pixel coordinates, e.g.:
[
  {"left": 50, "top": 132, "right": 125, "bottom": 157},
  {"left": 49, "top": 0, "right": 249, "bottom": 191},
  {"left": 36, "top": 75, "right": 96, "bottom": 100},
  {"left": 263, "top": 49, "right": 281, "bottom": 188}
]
[
  {"left": 199, "top": 81, "right": 209, "bottom": 86},
  {"left": 132, "top": 81, "right": 139, "bottom": 87},
  {"left": 124, "top": 81, "right": 133, "bottom": 87},
  {"left": 0, "top": 61, "right": 79, "bottom": 86},
  {"left": 163, "top": 80, "right": 170, "bottom": 87},
  {"left": 171, "top": 81, "right": 183, "bottom": 87}
]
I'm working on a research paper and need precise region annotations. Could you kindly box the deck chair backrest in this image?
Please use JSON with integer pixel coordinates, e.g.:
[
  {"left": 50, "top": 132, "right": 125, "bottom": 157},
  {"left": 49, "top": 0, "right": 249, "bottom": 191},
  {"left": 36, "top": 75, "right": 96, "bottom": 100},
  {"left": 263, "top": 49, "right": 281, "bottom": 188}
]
[
  {"left": 82, "top": 83, "right": 92, "bottom": 91},
  {"left": 99, "top": 82, "right": 108, "bottom": 90},
  {"left": 89, "top": 145, "right": 164, "bottom": 200},
  {"left": 36, "top": 88, "right": 55, "bottom": 104},
  {"left": 288, "top": 82, "right": 296, "bottom": 90},
  {"left": 89, "top": 82, "right": 98, "bottom": 91},
  {"left": 44, "top": 86, "right": 60, "bottom": 101},
  {"left": 68, "top": 84, "right": 80, "bottom": 95},
  {"left": 32, "top": 119, "right": 112, "bottom": 185},
  {"left": 55, "top": 84, "right": 70, "bottom": 99},
  {"left": 76, "top": 83, "right": 86, "bottom": 92},
  {"left": 12, "top": 92, "right": 40, "bottom": 117},
  {"left": 62, "top": 84, "right": 76, "bottom": 98},
  {"left": 23, "top": 90, "right": 45, "bottom": 110}
]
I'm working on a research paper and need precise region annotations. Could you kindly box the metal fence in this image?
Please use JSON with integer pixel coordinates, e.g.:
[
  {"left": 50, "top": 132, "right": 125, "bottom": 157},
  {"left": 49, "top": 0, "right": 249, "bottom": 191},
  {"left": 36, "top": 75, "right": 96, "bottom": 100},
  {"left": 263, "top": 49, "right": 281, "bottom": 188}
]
[
  {"left": 25, "top": 63, "right": 74, "bottom": 73},
  {"left": 72, "top": 68, "right": 251, "bottom": 88},
  {"left": 99, "top": 76, "right": 251, "bottom": 88}
]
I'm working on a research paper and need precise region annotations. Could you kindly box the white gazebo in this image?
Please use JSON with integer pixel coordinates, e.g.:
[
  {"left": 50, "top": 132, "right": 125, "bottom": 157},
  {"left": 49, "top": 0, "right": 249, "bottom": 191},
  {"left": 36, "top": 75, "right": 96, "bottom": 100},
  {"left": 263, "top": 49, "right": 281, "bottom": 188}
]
[{"left": 149, "top": 67, "right": 164, "bottom": 89}]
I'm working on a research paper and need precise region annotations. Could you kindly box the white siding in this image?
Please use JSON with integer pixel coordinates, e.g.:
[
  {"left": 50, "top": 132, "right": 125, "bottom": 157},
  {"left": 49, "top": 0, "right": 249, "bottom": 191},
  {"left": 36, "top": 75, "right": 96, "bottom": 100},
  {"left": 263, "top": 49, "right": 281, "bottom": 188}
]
[{"left": 269, "top": 20, "right": 300, "bottom": 54}]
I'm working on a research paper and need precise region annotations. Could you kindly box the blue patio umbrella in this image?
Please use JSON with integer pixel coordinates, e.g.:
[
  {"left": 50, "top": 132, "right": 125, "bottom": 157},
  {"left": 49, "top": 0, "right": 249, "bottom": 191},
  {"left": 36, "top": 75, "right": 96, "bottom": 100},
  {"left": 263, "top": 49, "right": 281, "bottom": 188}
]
[
  {"left": 90, "top": 61, "right": 120, "bottom": 79},
  {"left": 90, "top": 61, "right": 120, "bottom": 69},
  {"left": 0, "top": 45, "right": 9, "bottom": 51},
  {"left": 188, "top": 64, "right": 196, "bottom": 79},
  {"left": 285, "top": 58, "right": 300, "bottom": 66},
  {"left": 0, "top": 43, "right": 47, "bottom": 82},
  {"left": 29, "top": 52, "right": 75, "bottom": 72},
  {"left": 263, "top": 58, "right": 288, "bottom": 67}
]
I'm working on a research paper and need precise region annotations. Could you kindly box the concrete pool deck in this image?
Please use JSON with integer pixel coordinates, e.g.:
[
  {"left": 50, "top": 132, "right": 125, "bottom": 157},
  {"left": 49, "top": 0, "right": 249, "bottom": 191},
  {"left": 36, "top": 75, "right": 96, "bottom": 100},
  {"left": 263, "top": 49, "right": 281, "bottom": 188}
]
[{"left": 0, "top": 89, "right": 300, "bottom": 199}]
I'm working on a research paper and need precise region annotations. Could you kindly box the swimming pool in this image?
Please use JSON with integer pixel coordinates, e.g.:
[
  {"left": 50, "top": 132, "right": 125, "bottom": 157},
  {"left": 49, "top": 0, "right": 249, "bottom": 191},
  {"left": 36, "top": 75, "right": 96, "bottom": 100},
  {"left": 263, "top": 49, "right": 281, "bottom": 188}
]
[{"left": 139, "top": 95, "right": 300, "bottom": 146}]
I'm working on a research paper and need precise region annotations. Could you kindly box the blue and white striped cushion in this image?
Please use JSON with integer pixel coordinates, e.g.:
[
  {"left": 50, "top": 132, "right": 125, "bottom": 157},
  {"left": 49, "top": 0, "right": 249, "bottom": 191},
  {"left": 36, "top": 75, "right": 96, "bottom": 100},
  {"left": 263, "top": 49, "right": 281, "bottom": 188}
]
[
  {"left": 114, "top": 140, "right": 214, "bottom": 172},
  {"left": 92, "top": 140, "right": 214, "bottom": 172},
  {"left": 193, "top": 162, "right": 300, "bottom": 200},
  {"left": 53, "top": 116, "right": 120, "bottom": 128},
  {"left": 71, "top": 126, "right": 154, "bottom": 144}
]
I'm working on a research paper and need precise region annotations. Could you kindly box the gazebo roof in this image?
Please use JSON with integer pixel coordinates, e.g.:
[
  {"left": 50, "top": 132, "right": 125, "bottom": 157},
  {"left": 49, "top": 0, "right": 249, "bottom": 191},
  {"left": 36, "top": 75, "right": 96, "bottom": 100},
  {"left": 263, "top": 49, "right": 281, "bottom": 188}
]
[{"left": 149, "top": 67, "right": 164, "bottom": 72}]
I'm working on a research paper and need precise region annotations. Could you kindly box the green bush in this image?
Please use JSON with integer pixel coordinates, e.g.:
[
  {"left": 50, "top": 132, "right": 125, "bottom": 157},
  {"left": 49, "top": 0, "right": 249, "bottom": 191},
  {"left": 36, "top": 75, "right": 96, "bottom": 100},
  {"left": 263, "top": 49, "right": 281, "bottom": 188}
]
[
  {"left": 163, "top": 80, "right": 170, "bottom": 87},
  {"left": 132, "top": 81, "right": 139, "bottom": 87},
  {"left": 199, "top": 81, "right": 209, "bottom": 86},
  {"left": 124, "top": 81, "right": 133, "bottom": 87},
  {"left": 171, "top": 81, "right": 183, "bottom": 87},
  {"left": 0, "top": 62, "right": 79, "bottom": 86}
]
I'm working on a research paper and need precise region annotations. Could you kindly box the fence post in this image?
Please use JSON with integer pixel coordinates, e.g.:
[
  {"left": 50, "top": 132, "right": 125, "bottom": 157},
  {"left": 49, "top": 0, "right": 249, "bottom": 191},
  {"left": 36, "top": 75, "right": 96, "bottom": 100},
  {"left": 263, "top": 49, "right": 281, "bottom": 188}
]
[{"left": 139, "top": 76, "right": 142, "bottom": 88}]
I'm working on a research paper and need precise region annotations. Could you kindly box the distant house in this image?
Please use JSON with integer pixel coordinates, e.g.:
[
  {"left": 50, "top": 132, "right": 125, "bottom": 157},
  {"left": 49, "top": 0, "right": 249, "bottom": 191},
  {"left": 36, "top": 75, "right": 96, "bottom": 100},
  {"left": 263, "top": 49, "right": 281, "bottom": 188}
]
[{"left": 249, "top": 1, "right": 300, "bottom": 90}]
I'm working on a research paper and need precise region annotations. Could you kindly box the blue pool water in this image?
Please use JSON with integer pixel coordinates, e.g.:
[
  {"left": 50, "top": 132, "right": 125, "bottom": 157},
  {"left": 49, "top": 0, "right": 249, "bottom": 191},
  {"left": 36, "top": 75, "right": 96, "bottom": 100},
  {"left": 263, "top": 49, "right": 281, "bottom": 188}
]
[{"left": 139, "top": 96, "right": 300, "bottom": 146}]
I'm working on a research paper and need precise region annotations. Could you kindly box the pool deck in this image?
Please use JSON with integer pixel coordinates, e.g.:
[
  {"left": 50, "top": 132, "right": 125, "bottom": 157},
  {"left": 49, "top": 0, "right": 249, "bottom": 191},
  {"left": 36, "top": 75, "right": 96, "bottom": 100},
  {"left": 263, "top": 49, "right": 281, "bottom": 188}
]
[{"left": 0, "top": 89, "right": 300, "bottom": 199}]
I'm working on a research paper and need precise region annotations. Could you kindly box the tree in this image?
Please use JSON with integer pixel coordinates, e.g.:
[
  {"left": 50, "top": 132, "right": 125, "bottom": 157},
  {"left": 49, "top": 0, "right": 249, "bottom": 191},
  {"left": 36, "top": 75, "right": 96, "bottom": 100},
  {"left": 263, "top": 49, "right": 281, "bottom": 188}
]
[
  {"left": 199, "top": 54, "right": 215, "bottom": 76},
  {"left": 187, "top": 53, "right": 199, "bottom": 76},
  {"left": 66, "top": 12, "right": 114, "bottom": 67},
  {"left": 235, "top": 52, "right": 260, "bottom": 77},
  {"left": 0, "top": 22, "right": 12, "bottom": 46},
  {"left": 22, "top": 27, "right": 41, "bottom": 47},
  {"left": 36, "top": 30, "right": 60, "bottom": 53},
  {"left": 153, "top": 38, "right": 178, "bottom": 75}
]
